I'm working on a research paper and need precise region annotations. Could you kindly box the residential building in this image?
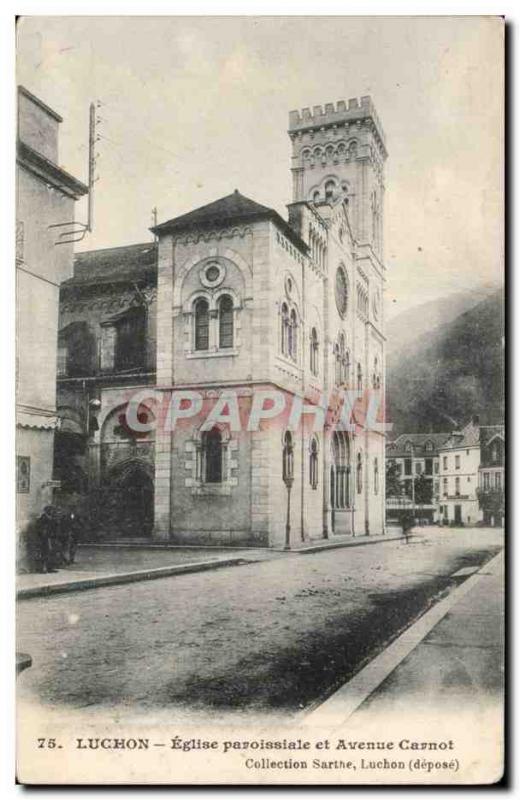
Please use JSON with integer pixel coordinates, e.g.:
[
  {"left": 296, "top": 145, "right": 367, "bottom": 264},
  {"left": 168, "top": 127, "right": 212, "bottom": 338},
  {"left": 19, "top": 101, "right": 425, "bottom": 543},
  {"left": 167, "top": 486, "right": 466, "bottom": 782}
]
[
  {"left": 478, "top": 425, "right": 505, "bottom": 526},
  {"left": 385, "top": 432, "right": 450, "bottom": 521},
  {"left": 438, "top": 417, "right": 484, "bottom": 526},
  {"left": 16, "top": 86, "right": 87, "bottom": 546}
]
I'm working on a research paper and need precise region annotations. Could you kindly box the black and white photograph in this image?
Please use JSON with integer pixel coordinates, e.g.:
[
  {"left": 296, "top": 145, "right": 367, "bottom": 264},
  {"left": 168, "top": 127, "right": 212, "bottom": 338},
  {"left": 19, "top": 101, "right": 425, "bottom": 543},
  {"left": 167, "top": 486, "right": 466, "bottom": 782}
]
[{"left": 13, "top": 14, "right": 504, "bottom": 785}]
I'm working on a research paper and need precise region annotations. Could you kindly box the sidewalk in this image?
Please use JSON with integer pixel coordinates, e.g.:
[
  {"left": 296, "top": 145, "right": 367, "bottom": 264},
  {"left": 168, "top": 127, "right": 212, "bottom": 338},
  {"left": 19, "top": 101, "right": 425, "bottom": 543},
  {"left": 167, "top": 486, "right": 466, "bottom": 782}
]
[
  {"left": 17, "top": 531, "right": 408, "bottom": 599},
  {"left": 16, "top": 545, "right": 272, "bottom": 600},
  {"left": 303, "top": 548, "right": 504, "bottom": 725},
  {"left": 356, "top": 548, "right": 504, "bottom": 716}
]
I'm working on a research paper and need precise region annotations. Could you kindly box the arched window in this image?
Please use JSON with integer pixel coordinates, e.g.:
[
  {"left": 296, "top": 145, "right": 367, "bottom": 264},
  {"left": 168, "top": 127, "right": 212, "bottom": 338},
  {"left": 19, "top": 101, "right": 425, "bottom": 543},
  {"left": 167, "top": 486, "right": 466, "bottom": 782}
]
[
  {"left": 310, "top": 327, "right": 319, "bottom": 376},
  {"left": 374, "top": 457, "right": 379, "bottom": 495},
  {"left": 282, "top": 431, "right": 294, "bottom": 483},
  {"left": 325, "top": 180, "right": 335, "bottom": 202},
  {"left": 281, "top": 303, "right": 290, "bottom": 356},
  {"left": 313, "top": 190, "right": 320, "bottom": 203},
  {"left": 309, "top": 437, "right": 319, "bottom": 489},
  {"left": 331, "top": 431, "right": 351, "bottom": 510},
  {"left": 218, "top": 294, "right": 234, "bottom": 349},
  {"left": 202, "top": 427, "right": 223, "bottom": 483},
  {"left": 289, "top": 309, "right": 298, "bottom": 361},
  {"left": 194, "top": 298, "right": 209, "bottom": 351},
  {"left": 372, "top": 357, "right": 379, "bottom": 389},
  {"left": 344, "top": 348, "right": 351, "bottom": 386},
  {"left": 357, "top": 362, "right": 363, "bottom": 392},
  {"left": 334, "top": 343, "right": 341, "bottom": 385},
  {"left": 357, "top": 452, "right": 363, "bottom": 494}
]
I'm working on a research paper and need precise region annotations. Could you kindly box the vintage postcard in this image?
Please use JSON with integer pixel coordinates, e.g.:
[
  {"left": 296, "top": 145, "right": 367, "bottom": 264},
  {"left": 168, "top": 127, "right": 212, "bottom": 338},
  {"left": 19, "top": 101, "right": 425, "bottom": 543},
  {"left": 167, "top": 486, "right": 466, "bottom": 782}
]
[{"left": 15, "top": 15, "right": 505, "bottom": 785}]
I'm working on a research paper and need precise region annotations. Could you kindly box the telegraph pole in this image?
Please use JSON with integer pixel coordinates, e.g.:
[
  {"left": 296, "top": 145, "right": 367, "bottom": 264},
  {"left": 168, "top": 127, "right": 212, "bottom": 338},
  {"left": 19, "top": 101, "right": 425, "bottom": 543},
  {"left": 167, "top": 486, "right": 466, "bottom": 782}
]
[{"left": 87, "top": 102, "right": 96, "bottom": 232}]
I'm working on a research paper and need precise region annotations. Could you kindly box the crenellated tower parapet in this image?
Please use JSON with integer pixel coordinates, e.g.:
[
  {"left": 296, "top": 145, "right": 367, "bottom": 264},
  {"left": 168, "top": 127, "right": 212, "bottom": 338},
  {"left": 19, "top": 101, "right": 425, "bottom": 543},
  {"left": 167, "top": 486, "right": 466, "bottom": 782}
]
[{"left": 288, "top": 96, "right": 387, "bottom": 259}]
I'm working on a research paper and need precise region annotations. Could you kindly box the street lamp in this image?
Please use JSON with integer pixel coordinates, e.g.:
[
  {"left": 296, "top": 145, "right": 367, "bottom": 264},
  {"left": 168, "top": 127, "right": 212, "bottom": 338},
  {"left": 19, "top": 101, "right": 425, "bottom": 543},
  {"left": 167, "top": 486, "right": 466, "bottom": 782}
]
[{"left": 282, "top": 431, "right": 294, "bottom": 551}]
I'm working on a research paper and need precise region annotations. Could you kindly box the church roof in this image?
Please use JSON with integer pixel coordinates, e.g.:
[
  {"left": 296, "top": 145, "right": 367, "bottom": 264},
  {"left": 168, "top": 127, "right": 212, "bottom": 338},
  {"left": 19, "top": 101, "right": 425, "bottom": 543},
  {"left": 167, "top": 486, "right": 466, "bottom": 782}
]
[
  {"left": 152, "top": 190, "right": 308, "bottom": 253},
  {"left": 64, "top": 242, "right": 157, "bottom": 288}
]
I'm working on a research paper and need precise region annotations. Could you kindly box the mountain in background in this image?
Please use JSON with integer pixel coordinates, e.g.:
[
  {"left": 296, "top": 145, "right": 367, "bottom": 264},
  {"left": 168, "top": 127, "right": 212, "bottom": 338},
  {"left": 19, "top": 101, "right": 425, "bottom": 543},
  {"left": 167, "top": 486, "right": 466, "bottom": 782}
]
[{"left": 386, "top": 285, "right": 504, "bottom": 435}]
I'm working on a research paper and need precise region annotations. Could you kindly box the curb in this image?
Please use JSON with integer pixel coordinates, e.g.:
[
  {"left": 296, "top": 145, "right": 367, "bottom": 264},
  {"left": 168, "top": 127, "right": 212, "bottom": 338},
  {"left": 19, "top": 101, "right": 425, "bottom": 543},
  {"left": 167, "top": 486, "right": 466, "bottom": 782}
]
[
  {"left": 17, "top": 557, "right": 249, "bottom": 600},
  {"left": 289, "top": 533, "right": 405, "bottom": 554},
  {"left": 301, "top": 549, "right": 504, "bottom": 726}
]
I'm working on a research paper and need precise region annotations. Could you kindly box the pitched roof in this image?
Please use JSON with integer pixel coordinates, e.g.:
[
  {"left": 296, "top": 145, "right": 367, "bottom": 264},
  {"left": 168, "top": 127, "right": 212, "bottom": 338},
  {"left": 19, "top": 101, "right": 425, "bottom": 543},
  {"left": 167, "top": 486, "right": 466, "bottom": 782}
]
[
  {"left": 386, "top": 432, "right": 451, "bottom": 457},
  {"left": 152, "top": 190, "right": 308, "bottom": 253},
  {"left": 63, "top": 242, "right": 157, "bottom": 288},
  {"left": 440, "top": 421, "right": 481, "bottom": 450},
  {"left": 480, "top": 425, "right": 505, "bottom": 446}
]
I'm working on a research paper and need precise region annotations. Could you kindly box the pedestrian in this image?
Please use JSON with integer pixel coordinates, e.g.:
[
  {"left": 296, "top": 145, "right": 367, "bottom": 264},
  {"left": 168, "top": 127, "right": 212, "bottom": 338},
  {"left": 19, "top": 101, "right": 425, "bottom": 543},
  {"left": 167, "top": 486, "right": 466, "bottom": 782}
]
[
  {"left": 60, "top": 511, "right": 82, "bottom": 565},
  {"left": 36, "top": 506, "right": 59, "bottom": 573}
]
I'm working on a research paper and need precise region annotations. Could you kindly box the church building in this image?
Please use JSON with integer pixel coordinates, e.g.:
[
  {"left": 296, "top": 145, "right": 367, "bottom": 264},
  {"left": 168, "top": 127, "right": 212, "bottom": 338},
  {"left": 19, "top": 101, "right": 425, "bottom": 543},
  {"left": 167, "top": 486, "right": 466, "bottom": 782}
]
[{"left": 55, "top": 96, "right": 388, "bottom": 548}]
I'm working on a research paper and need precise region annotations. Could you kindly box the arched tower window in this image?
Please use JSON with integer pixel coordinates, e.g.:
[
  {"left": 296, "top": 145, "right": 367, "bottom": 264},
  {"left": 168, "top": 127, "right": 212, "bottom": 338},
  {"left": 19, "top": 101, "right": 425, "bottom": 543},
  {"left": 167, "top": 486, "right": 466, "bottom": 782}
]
[
  {"left": 357, "top": 451, "right": 363, "bottom": 494},
  {"left": 325, "top": 180, "right": 335, "bottom": 202},
  {"left": 357, "top": 362, "right": 363, "bottom": 392},
  {"left": 218, "top": 294, "right": 234, "bottom": 349},
  {"left": 194, "top": 298, "right": 210, "bottom": 351},
  {"left": 310, "top": 327, "right": 319, "bottom": 376},
  {"left": 289, "top": 308, "right": 298, "bottom": 361},
  {"left": 281, "top": 302, "right": 290, "bottom": 357},
  {"left": 309, "top": 437, "right": 319, "bottom": 489},
  {"left": 202, "top": 427, "right": 223, "bottom": 483}
]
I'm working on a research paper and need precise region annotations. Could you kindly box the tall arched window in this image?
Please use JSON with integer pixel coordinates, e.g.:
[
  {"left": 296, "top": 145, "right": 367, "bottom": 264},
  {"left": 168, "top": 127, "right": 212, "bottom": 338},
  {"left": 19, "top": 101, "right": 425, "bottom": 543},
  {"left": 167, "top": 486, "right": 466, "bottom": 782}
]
[
  {"left": 281, "top": 303, "right": 290, "bottom": 357},
  {"left": 374, "top": 457, "right": 379, "bottom": 495},
  {"left": 202, "top": 427, "right": 223, "bottom": 483},
  {"left": 325, "top": 180, "right": 335, "bottom": 202},
  {"left": 194, "top": 298, "right": 209, "bottom": 351},
  {"left": 339, "top": 334, "right": 347, "bottom": 384},
  {"left": 357, "top": 363, "right": 363, "bottom": 392},
  {"left": 310, "top": 327, "right": 319, "bottom": 376},
  {"left": 218, "top": 294, "right": 234, "bottom": 349},
  {"left": 357, "top": 452, "right": 363, "bottom": 494},
  {"left": 289, "top": 309, "right": 298, "bottom": 361},
  {"left": 282, "top": 431, "right": 294, "bottom": 483},
  {"left": 309, "top": 437, "right": 319, "bottom": 489},
  {"left": 331, "top": 431, "right": 351, "bottom": 510}
]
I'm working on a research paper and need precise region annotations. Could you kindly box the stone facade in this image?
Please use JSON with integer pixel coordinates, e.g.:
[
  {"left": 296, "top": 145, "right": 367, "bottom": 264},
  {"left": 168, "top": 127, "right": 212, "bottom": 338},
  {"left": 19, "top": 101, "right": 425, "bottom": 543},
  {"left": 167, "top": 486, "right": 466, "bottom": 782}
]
[
  {"left": 55, "top": 96, "right": 388, "bottom": 547},
  {"left": 16, "top": 86, "right": 87, "bottom": 544}
]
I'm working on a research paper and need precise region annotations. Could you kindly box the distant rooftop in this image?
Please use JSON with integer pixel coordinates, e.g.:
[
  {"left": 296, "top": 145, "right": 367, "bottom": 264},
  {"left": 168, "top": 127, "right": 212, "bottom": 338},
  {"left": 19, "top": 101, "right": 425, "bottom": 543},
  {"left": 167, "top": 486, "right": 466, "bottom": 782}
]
[
  {"left": 386, "top": 432, "right": 451, "bottom": 457},
  {"left": 64, "top": 242, "right": 157, "bottom": 288}
]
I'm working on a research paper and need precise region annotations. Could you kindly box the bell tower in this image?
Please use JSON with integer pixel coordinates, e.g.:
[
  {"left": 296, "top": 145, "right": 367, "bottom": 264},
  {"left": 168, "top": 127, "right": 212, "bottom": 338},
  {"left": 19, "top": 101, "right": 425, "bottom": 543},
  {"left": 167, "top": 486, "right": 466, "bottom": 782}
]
[{"left": 288, "top": 96, "right": 387, "bottom": 260}]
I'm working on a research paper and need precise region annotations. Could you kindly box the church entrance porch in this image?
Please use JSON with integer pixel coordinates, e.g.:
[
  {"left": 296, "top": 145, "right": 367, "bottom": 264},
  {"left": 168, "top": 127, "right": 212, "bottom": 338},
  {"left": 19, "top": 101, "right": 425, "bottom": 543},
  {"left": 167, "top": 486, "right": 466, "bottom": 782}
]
[{"left": 100, "top": 462, "right": 154, "bottom": 538}]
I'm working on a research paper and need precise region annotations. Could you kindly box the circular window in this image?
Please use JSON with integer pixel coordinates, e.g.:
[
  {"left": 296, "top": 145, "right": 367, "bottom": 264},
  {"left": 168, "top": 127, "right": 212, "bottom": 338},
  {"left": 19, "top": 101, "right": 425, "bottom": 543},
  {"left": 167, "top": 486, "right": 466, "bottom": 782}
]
[
  {"left": 200, "top": 261, "right": 226, "bottom": 288},
  {"left": 206, "top": 265, "right": 220, "bottom": 282},
  {"left": 285, "top": 275, "right": 295, "bottom": 299},
  {"left": 335, "top": 266, "right": 348, "bottom": 318}
]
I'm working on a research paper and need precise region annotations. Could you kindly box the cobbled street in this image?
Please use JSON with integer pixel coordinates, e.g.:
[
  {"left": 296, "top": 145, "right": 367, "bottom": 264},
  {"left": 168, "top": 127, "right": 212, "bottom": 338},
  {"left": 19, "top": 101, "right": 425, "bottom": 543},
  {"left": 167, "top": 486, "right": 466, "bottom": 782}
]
[{"left": 17, "top": 528, "right": 503, "bottom": 720}]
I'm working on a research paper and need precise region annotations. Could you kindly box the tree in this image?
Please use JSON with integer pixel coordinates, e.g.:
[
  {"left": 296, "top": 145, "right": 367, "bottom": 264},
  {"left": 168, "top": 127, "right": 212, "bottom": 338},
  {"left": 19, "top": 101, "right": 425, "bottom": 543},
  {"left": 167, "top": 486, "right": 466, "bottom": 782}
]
[
  {"left": 386, "top": 461, "right": 401, "bottom": 498},
  {"left": 414, "top": 473, "right": 433, "bottom": 505}
]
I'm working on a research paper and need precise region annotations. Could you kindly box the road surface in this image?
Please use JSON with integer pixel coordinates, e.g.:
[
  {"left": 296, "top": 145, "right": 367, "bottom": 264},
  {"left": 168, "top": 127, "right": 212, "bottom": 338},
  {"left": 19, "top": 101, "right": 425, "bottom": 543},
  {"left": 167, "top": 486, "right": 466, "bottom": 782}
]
[{"left": 17, "top": 528, "right": 503, "bottom": 721}]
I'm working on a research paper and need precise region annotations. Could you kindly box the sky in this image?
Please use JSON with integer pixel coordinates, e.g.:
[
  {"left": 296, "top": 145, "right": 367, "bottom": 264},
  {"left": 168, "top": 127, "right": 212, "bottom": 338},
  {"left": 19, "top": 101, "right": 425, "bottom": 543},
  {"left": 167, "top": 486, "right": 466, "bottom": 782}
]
[{"left": 16, "top": 15, "right": 504, "bottom": 319}]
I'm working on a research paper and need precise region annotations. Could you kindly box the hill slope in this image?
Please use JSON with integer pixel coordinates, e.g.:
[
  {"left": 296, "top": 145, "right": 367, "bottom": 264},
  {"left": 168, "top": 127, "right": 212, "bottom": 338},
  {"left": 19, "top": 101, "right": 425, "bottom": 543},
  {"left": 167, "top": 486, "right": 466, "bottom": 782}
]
[{"left": 386, "top": 289, "right": 504, "bottom": 434}]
